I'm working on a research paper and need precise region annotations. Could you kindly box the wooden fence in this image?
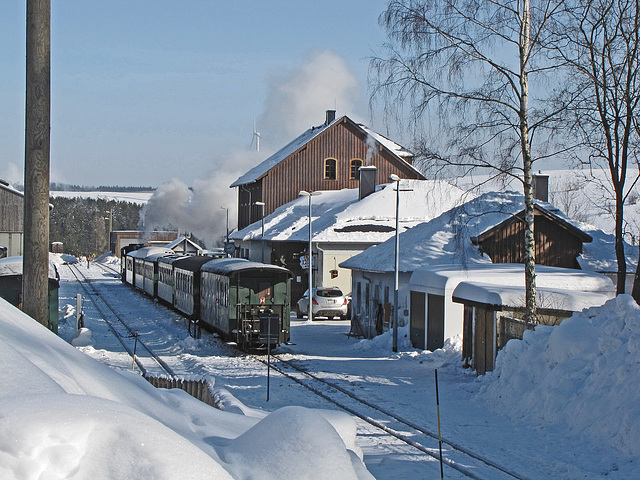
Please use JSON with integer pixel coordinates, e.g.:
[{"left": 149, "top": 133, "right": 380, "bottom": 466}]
[{"left": 144, "top": 376, "right": 218, "bottom": 409}]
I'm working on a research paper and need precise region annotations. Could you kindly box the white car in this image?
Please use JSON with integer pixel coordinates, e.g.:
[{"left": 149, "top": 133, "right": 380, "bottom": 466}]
[{"left": 296, "top": 287, "right": 348, "bottom": 320}]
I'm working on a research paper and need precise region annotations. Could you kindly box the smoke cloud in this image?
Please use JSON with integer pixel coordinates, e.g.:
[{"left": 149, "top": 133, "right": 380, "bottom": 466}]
[
  {"left": 139, "top": 150, "right": 266, "bottom": 248},
  {"left": 258, "top": 50, "right": 361, "bottom": 147}
]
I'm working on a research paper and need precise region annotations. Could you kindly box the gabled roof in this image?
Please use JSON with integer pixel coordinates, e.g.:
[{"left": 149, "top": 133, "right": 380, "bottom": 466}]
[
  {"left": 229, "top": 180, "right": 468, "bottom": 245},
  {"left": 340, "top": 191, "right": 617, "bottom": 274},
  {"left": 165, "top": 236, "right": 203, "bottom": 252},
  {"left": 230, "top": 115, "right": 419, "bottom": 188},
  {"left": 474, "top": 203, "right": 592, "bottom": 244}
]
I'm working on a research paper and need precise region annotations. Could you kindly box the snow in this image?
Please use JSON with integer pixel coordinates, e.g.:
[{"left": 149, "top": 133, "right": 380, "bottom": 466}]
[
  {"left": 49, "top": 190, "right": 153, "bottom": 205},
  {"left": 3, "top": 254, "right": 640, "bottom": 478},
  {"left": 341, "top": 190, "right": 638, "bottom": 274},
  {"left": 477, "top": 294, "right": 640, "bottom": 458},
  {"left": 0, "top": 255, "right": 60, "bottom": 280},
  {"left": 231, "top": 179, "right": 468, "bottom": 244},
  {"left": 0, "top": 293, "right": 369, "bottom": 479}
]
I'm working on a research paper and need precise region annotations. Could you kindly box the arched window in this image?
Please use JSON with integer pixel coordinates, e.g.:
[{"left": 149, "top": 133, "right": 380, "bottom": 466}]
[
  {"left": 324, "top": 158, "right": 337, "bottom": 180},
  {"left": 350, "top": 159, "right": 363, "bottom": 179}
]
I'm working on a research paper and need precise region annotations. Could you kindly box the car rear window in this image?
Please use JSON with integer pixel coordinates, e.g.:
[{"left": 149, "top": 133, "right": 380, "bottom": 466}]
[{"left": 317, "top": 288, "right": 343, "bottom": 297}]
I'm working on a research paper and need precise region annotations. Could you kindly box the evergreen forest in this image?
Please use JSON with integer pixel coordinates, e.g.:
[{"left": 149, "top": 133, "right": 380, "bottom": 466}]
[{"left": 49, "top": 197, "right": 142, "bottom": 256}]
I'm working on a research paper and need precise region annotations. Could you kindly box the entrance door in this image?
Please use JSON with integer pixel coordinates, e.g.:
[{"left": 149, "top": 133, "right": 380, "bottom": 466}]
[
  {"left": 474, "top": 308, "right": 495, "bottom": 375},
  {"left": 427, "top": 294, "right": 445, "bottom": 351},
  {"left": 410, "top": 291, "right": 425, "bottom": 349}
]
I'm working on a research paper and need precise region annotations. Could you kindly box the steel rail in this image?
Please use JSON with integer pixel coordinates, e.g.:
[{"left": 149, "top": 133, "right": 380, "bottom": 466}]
[{"left": 67, "top": 264, "right": 176, "bottom": 378}]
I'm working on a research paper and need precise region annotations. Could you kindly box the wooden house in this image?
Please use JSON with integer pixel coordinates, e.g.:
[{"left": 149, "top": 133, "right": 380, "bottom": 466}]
[
  {"left": 472, "top": 203, "right": 592, "bottom": 269},
  {"left": 0, "top": 179, "right": 24, "bottom": 257},
  {"left": 230, "top": 110, "right": 425, "bottom": 230}
]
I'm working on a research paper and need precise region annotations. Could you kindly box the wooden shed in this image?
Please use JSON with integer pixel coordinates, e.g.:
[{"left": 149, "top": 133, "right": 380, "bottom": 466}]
[
  {"left": 451, "top": 274, "right": 614, "bottom": 374},
  {"left": 472, "top": 204, "right": 592, "bottom": 269},
  {"left": 231, "top": 111, "right": 425, "bottom": 230}
]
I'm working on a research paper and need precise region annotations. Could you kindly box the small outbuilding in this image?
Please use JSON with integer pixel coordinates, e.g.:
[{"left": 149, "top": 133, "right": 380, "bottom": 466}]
[
  {"left": 450, "top": 272, "right": 614, "bottom": 374},
  {"left": 0, "top": 256, "right": 61, "bottom": 333}
]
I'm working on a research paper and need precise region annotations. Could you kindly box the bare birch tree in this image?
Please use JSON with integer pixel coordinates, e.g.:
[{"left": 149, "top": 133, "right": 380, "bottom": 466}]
[
  {"left": 550, "top": 0, "right": 640, "bottom": 296},
  {"left": 370, "top": 0, "right": 567, "bottom": 322}
]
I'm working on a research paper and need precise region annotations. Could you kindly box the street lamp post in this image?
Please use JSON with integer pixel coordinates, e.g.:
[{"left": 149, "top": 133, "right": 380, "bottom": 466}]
[
  {"left": 220, "top": 206, "right": 230, "bottom": 257},
  {"left": 299, "top": 191, "right": 321, "bottom": 322},
  {"left": 390, "top": 174, "right": 401, "bottom": 352},
  {"left": 255, "top": 201, "right": 265, "bottom": 263}
]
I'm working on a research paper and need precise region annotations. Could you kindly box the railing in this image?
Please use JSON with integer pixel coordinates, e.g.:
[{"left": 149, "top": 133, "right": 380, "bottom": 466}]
[{"left": 496, "top": 315, "right": 535, "bottom": 350}]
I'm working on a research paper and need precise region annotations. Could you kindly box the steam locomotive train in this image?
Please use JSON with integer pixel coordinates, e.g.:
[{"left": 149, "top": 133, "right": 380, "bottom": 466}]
[{"left": 122, "top": 246, "right": 293, "bottom": 350}]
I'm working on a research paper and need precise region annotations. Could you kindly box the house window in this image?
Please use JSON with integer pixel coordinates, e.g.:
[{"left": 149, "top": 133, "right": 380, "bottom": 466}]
[
  {"left": 324, "top": 158, "right": 337, "bottom": 180},
  {"left": 350, "top": 159, "right": 363, "bottom": 179}
]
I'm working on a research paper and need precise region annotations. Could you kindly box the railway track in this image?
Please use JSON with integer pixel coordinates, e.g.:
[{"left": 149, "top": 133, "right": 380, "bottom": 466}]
[
  {"left": 67, "top": 263, "right": 176, "bottom": 378},
  {"left": 68, "top": 261, "right": 533, "bottom": 479},
  {"left": 253, "top": 353, "right": 532, "bottom": 480}
]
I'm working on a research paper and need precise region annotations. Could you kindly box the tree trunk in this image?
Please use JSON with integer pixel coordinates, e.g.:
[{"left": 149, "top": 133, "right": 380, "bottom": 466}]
[
  {"left": 23, "top": 0, "right": 51, "bottom": 328},
  {"left": 521, "top": 0, "right": 537, "bottom": 323},
  {"left": 632, "top": 242, "right": 640, "bottom": 303},
  {"left": 615, "top": 191, "right": 627, "bottom": 295}
]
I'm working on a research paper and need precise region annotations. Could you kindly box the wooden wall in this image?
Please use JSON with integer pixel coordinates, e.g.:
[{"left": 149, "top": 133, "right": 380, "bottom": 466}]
[
  {"left": 237, "top": 117, "right": 423, "bottom": 229},
  {"left": 479, "top": 212, "right": 584, "bottom": 269}
]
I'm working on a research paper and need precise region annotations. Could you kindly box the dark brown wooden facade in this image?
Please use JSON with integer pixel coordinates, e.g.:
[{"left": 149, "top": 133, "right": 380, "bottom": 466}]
[
  {"left": 235, "top": 115, "right": 425, "bottom": 229},
  {"left": 474, "top": 205, "right": 592, "bottom": 269}
]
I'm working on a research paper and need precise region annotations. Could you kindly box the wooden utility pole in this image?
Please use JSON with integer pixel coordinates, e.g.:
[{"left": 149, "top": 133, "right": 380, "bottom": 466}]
[{"left": 23, "top": 0, "right": 51, "bottom": 328}]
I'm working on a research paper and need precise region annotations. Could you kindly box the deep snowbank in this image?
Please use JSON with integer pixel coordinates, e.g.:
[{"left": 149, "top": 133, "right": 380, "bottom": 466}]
[
  {"left": 0, "top": 298, "right": 372, "bottom": 479},
  {"left": 477, "top": 295, "right": 640, "bottom": 456}
]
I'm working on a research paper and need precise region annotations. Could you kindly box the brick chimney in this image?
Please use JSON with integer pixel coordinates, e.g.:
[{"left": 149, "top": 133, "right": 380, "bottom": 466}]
[
  {"left": 325, "top": 109, "right": 336, "bottom": 125},
  {"left": 359, "top": 166, "right": 377, "bottom": 200},
  {"left": 533, "top": 173, "right": 549, "bottom": 202}
]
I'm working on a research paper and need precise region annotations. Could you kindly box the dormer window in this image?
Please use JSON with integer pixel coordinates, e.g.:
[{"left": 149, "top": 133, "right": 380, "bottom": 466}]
[
  {"left": 350, "top": 159, "right": 363, "bottom": 179},
  {"left": 324, "top": 158, "right": 337, "bottom": 180}
]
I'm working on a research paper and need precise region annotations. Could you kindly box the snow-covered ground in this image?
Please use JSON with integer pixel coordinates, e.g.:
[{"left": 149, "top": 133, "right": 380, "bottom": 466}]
[{"left": 2, "top": 254, "right": 640, "bottom": 479}]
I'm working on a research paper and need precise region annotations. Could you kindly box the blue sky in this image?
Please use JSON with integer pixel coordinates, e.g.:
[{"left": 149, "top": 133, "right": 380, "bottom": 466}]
[{"left": 0, "top": 1, "right": 396, "bottom": 188}]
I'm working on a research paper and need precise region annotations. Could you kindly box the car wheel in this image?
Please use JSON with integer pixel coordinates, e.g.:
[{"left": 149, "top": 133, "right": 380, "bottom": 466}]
[{"left": 296, "top": 307, "right": 303, "bottom": 319}]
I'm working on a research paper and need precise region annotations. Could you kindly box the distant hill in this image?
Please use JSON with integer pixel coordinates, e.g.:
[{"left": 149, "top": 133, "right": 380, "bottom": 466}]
[{"left": 12, "top": 183, "right": 155, "bottom": 193}]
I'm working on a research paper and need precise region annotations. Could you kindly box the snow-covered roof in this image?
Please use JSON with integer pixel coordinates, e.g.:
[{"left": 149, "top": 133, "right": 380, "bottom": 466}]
[
  {"left": 578, "top": 225, "right": 639, "bottom": 273},
  {"left": 452, "top": 281, "right": 613, "bottom": 312},
  {"left": 201, "top": 257, "right": 292, "bottom": 276},
  {"left": 409, "top": 263, "right": 614, "bottom": 311},
  {"left": 0, "top": 179, "right": 24, "bottom": 198},
  {"left": 358, "top": 124, "right": 414, "bottom": 159},
  {"left": 230, "top": 115, "right": 417, "bottom": 187},
  {"left": 230, "top": 180, "right": 469, "bottom": 245},
  {"left": 165, "top": 236, "right": 203, "bottom": 252},
  {"left": 340, "top": 191, "right": 614, "bottom": 274},
  {"left": 126, "top": 246, "right": 175, "bottom": 259},
  {"left": 0, "top": 256, "right": 59, "bottom": 280},
  {"left": 410, "top": 263, "right": 613, "bottom": 293}
]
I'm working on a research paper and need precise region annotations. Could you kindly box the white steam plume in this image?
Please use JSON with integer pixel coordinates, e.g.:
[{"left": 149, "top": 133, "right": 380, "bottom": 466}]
[
  {"left": 258, "top": 50, "right": 361, "bottom": 146},
  {"left": 139, "top": 150, "right": 266, "bottom": 248}
]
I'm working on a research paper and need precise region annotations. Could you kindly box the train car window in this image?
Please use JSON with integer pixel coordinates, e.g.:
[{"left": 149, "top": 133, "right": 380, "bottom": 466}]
[{"left": 258, "top": 282, "right": 272, "bottom": 301}]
